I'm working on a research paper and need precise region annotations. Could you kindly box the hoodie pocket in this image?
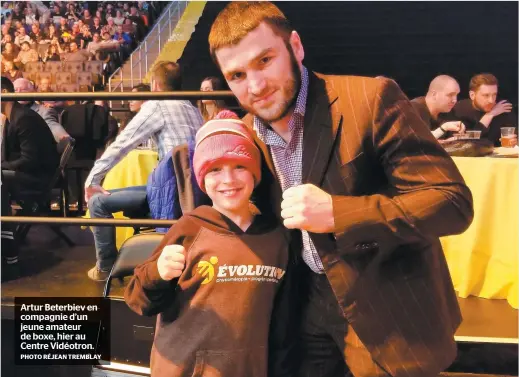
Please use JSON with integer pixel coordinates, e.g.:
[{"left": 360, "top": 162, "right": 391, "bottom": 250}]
[{"left": 191, "top": 347, "right": 266, "bottom": 377}]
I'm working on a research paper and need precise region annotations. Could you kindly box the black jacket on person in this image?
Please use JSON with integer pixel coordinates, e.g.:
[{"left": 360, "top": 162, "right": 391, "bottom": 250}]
[
  {"left": 452, "top": 99, "right": 518, "bottom": 146},
  {"left": 1, "top": 102, "right": 59, "bottom": 181}
]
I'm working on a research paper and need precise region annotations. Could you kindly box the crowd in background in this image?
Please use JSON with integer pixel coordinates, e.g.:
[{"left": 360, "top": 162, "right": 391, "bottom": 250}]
[{"left": 1, "top": 1, "right": 164, "bottom": 89}]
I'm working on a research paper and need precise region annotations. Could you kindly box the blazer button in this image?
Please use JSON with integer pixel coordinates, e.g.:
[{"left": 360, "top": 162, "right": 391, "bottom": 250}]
[
  {"left": 371, "top": 242, "right": 379, "bottom": 248},
  {"left": 355, "top": 244, "right": 363, "bottom": 250}
]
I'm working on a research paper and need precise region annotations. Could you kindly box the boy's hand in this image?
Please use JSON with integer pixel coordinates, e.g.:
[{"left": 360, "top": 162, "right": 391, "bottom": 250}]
[{"left": 157, "top": 245, "right": 186, "bottom": 281}]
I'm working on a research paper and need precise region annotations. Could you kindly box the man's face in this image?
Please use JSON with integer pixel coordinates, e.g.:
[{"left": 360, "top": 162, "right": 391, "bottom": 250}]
[
  {"left": 470, "top": 84, "right": 498, "bottom": 113},
  {"left": 215, "top": 23, "right": 304, "bottom": 124},
  {"left": 93, "top": 33, "right": 100, "bottom": 42},
  {"left": 117, "top": 25, "right": 123, "bottom": 34},
  {"left": 14, "top": 80, "right": 33, "bottom": 104},
  {"left": 84, "top": 9, "right": 90, "bottom": 18},
  {"left": 32, "top": 24, "right": 39, "bottom": 34},
  {"left": 40, "top": 78, "right": 51, "bottom": 91},
  {"left": 129, "top": 88, "right": 145, "bottom": 112},
  {"left": 21, "top": 43, "right": 29, "bottom": 51},
  {"left": 70, "top": 42, "right": 78, "bottom": 52},
  {"left": 435, "top": 80, "right": 460, "bottom": 113},
  {"left": 4, "top": 61, "right": 14, "bottom": 71},
  {"left": 94, "top": 17, "right": 100, "bottom": 25},
  {"left": 18, "top": 27, "right": 26, "bottom": 36}
]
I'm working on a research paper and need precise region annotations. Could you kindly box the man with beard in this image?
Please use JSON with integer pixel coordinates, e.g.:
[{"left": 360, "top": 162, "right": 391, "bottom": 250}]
[
  {"left": 411, "top": 75, "right": 466, "bottom": 139},
  {"left": 452, "top": 73, "right": 517, "bottom": 146},
  {"left": 169, "top": 2, "right": 475, "bottom": 377}
]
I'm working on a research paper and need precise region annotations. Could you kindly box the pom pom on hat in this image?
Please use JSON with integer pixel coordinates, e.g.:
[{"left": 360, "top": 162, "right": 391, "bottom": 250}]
[{"left": 193, "top": 119, "right": 261, "bottom": 193}]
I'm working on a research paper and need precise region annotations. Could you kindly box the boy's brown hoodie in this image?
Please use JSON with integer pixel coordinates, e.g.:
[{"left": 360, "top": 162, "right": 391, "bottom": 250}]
[{"left": 125, "top": 205, "right": 296, "bottom": 377}]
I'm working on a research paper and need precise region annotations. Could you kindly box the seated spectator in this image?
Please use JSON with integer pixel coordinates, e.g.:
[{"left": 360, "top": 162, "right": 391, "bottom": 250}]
[
  {"left": 2, "top": 42, "right": 19, "bottom": 65},
  {"left": 51, "top": 3, "right": 65, "bottom": 18},
  {"left": 3, "top": 18, "right": 16, "bottom": 38},
  {"left": 64, "top": 41, "right": 90, "bottom": 62},
  {"left": 37, "top": 76, "right": 66, "bottom": 110},
  {"left": 3, "top": 60, "right": 23, "bottom": 82},
  {"left": 60, "top": 32, "right": 72, "bottom": 52},
  {"left": 113, "top": 10, "right": 125, "bottom": 26},
  {"left": 78, "top": 24, "right": 93, "bottom": 49},
  {"left": 2, "top": 25, "right": 14, "bottom": 44},
  {"left": 65, "top": 2, "right": 79, "bottom": 23},
  {"left": 86, "top": 32, "right": 104, "bottom": 56},
  {"left": 1, "top": 76, "right": 59, "bottom": 276},
  {"left": 84, "top": 61, "right": 204, "bottom": 281},
  {"left": 58, "top": 16, "right": 71, "bottom": 34},
  {"left": 128, "top": 6, "right": 146, "bottom": 39},
  {"left": 13, "top": 19, "right": 28, "bottom": 36},
  {"left": 122, "top": 17, "right": 135, "bottom": 34},
  {"left": 105, "top": 3, "right": 115, "bottom": 18},
  {"left": 113, "top": 25, "right": 132, "bottom": 48},
  {"left": 198, "top": 76, "right": 233, "bottom": 122},
  {"left": 25, "top": 6, "right": 37, "bottom": 26},
  {"left": 411, "top": 75, "right": 466, "bottom": 139},
  {"left": 129, "top": 82, "right": 151, "bottom": 115},
  {"left": 104, "top": 17, "right": 117, "bottom": 36},
  {"left": 95, "top": 11, "right": 106, "bottom": 26},
  {"left": 9, "top": 3, "right": 24, "bottom": 22},
  {"left": 452, "top": 73, "right": 518, "bottom": 146},
  {"left": 14, "top": 41, "right": 39, "bottom": 68},
  {"left": 29, "top": 23, "right": 47, "bottom": 44},
  {"left": 82, "top": 9, "right": 95, "bottom": 30},
  {"left": 45, "top": 24, "right": 60, "bottom": 43},
  {"left": 42, "top": 43, "right": 62, "bottom": 62},
  {"left": 14, "top": 78, "right": 70, "bottom": 143},
  {"left": 92, "top": 16, "right": 103, "bottom": 34},
  {"left": 122, "top": 3, "right": 131, "bottom": 17},
  {"left": 37, "top": 76, "right": 53, "bottom": 92},
  {"left": 14, "top": 27, "right": 32, "bottom": 47},
  {"left": 1, "top": 1, "right": 12, "bottom": 19}
]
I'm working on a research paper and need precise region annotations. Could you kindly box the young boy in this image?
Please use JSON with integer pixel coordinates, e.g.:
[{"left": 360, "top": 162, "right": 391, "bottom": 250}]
[{"left": 125, "top": 118, "right": 294, "bottom": 377}]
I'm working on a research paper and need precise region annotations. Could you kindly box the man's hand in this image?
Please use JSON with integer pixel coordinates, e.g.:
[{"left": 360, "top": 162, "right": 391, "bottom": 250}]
[
  {"left": 157, "top": 245, "right": 186, "bottom": 281},
  {"left": 441, "top": 121, "right": 466, "bottom": 133},
  {"left": 280, "top": 184, "right": 335, "bottom": 233},
  {"left": 85, "top": 185, "right": 111, "bottom": 202},
  {"left": 489, "top": 100, "right": 513, "bottom": 117}
]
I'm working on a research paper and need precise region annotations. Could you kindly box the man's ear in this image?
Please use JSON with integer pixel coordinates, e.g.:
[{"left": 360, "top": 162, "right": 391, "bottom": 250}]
[
  {"left": 469, "top": 90, "right": 475, "bottom": 101},
  {"left": 289, "top": 30, "right": 304, "bottom": 64}
]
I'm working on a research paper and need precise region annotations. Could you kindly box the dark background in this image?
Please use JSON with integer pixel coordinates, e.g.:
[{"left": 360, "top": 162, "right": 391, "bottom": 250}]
[{"left": 179, "top": 1, "right": 518, "bottom": 105}]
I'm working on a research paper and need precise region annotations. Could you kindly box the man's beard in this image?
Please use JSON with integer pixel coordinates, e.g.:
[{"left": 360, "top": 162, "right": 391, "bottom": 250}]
[
  {"left": 241, "top": 43, "right": 302, "bottom": 124},
  {"left": 472, "top": 99, "right": 493, "bottom": 113}
]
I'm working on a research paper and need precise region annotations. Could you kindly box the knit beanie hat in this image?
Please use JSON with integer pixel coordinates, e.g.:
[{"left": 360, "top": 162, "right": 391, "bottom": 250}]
[{"left": 193, "top": 118, "right": 262, "bottom": 193}]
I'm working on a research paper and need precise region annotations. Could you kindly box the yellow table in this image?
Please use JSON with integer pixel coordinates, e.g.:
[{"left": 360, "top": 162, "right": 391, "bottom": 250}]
[
  {"left": 86, "top": 149, "right": 159, "bottom": 249},
  {"left": 441, "top": 157, "right": 518, "bottom": 309}
]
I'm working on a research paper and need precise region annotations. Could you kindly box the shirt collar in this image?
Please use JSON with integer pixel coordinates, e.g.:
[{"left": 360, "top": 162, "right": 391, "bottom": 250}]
[{"left": 254, "top": 66, "right": 309, "bottom": 142}]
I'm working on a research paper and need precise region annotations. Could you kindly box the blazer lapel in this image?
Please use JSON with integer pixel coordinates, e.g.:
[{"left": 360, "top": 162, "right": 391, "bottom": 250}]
[{"left": 302, "top": 73, "right": 342, "bottom": 186}]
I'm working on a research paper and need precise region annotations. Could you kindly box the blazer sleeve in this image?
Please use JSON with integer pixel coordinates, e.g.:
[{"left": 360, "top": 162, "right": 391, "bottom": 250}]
[{"left": 332, "top": 78, "right": 474, "bottom": 257}]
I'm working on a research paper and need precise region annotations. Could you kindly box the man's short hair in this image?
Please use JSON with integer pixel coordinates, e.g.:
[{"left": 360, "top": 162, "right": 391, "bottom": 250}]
[
  {"left": 150, "top": 61, "right": 182, "bottom": 91},
  {"left": 469, "top": 73, "right": 498, "bottom": 92},
  {"left": 132, "top": 83, "right": 151, "bottom": 92},
  {"left": 21, "top": 41, "right": 30, "bottom": 48},
  {"left": 208, "top": 1, "right": 292, "bottom": 64},
  {"left": 1, "top": 76, "right": 15, "bottom": 93}
]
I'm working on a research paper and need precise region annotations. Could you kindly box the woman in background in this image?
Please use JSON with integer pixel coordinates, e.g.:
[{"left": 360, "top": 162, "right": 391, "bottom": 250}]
[{"left": 197, "top": 76, "right": 232, "bottom": 122}]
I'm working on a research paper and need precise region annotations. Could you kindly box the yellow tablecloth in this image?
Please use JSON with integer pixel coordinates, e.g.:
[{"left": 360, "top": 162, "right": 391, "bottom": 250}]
[
  {"left": 441, "top": 157, "right": 518, "bottom": 309},
  {"left": 86, "top": 149, "right": 159, "bottom": 249}
]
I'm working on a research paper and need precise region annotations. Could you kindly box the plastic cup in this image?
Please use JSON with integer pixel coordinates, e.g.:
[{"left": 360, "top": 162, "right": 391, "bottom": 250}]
[{"left": 501, "top": 127, "right": 516, "bottom": 148}]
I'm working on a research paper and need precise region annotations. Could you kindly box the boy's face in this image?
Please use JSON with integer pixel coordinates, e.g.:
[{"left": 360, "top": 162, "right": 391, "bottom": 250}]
[{"left": 204, "top": 162, "right": 255, "bottom": 217}]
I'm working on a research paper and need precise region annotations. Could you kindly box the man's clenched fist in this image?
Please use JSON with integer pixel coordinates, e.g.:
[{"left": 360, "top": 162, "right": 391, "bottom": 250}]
[{"left": 157, "top": 245, "right": 186, "bottom": 280}]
